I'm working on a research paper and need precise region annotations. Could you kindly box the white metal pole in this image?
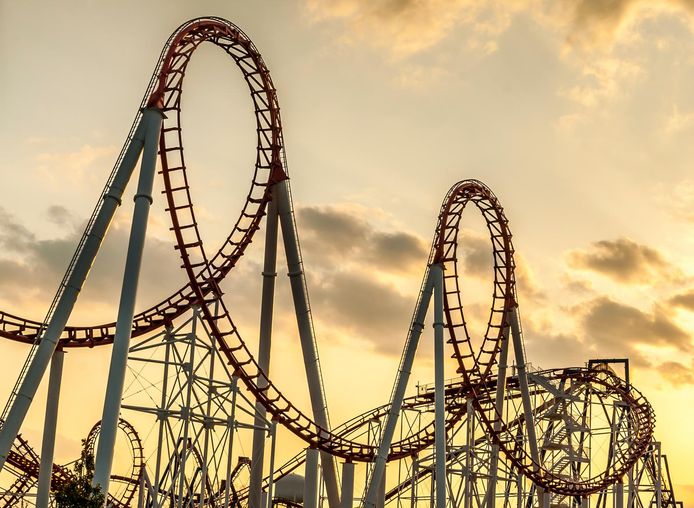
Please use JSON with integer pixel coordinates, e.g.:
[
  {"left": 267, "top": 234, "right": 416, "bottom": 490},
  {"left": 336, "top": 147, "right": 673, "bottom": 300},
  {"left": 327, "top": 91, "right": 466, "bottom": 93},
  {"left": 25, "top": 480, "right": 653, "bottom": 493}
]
[
  {"left": 432, "top": 263, "right": 447, "bottom": 508},
  {"left": 465, "top": 398, "right": 474, "bottom": 508},
  {"left": 655, "top": 442, "right": 662, "bottom": 508},
  {"left": 304, "top": 448, "right": 320, "bottom": 508},
  {"left": 36, "top": 348, "right": 65, "bottom": 508},
  {"left": 250, "top": 197, "right": 279, "bottom": 508},
  {"left": 507, "top": 306, "right": 540, "bottom": 466},
  {"left": 153, "top": 327, "right": 173, "bottom": 507},
  {"left": 223, "top": 376, "right": 239, "bottom": 508},
  {"left": 364, "top": 268, "right": 435, "bottom": 508},
  {"left": 176, "top": 312, "right": 198, "bottom": 507},
  {"left": 0, "top": 114, "right": 149, "bottom": 470},
  {"left": 485, "top": 322, "right": 511, "bottom": 508},
  {"left": 266, "top": 421, "right": 278, "bottom": 508},
  {"left": 93, "top": 107, "right": 163, "bottom": 494},
  {"left": 275, "top": 180, "right": 340, "bottom": 508},
  {"left": 377, "top": 468, "right": 386, "bottom": 508},
  {"left": 340, "top": 462, "right": 354, "bottom": 508}
]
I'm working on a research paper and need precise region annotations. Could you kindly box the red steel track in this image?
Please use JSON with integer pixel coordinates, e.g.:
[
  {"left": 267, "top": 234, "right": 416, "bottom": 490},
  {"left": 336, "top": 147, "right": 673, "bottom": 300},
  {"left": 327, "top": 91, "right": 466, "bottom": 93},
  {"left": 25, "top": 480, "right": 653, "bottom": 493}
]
[
  {"left": 0, "top": 418, "right": 142, "bottom": 508},
  {"left": 0, "top": 17, "right": 654, "bottom": 497}
]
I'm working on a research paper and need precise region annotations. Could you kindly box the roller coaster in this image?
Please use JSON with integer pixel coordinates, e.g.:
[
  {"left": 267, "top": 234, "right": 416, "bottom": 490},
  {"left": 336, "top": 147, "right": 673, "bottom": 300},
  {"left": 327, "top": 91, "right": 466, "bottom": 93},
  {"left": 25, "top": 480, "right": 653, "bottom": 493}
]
[{"left": 0, "top": 16, "right": 684, "bottom": 508}]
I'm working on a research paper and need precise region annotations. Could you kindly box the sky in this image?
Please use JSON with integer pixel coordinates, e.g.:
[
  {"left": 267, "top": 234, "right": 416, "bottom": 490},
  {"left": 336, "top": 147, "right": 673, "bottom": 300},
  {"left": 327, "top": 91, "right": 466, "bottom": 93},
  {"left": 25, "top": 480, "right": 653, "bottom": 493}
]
[{"left": 0, "top": 0, "right": 693, "bottom": 503}]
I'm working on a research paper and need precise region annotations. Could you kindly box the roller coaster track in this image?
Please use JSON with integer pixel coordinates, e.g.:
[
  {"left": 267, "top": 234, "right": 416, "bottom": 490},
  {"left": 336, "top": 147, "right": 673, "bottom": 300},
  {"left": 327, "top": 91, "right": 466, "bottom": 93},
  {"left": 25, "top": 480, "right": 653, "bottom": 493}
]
[
  {"left": 0, "top": 16, "right": 654, "bottom": 499},
  {"left": 0, "top": 418, "right": 142, "bottom": 507}
]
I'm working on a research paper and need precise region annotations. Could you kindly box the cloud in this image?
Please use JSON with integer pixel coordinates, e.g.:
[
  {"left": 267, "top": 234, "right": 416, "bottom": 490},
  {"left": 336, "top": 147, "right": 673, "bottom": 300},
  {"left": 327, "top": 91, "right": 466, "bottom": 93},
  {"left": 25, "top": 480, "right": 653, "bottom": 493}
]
[
  {"left": 455, "top": 229, "right": 545, "bottom": 302},
  {"left": 304, "top": 0, "right": 694, "bottom": 57},
  {"left": 311, "top": 270, "right": 415, "bottom": 355},
  {"left": 35, "top": 144, "right": 117, "bottom": 185},
  {"left": 297, "top": 205, "right": 429, "bottom": 274},
  {"left": 523, "top": 325, "right": 588, "bottom": 370},
  {"left": 303, "top": 0, "right": 533, "bottom": 58},
  {"left": 560, "top": 57, "right": 642, "bottom": 107},
  {"left": 46, "top": 205, "right": 76, "bottom": 228},
  {"left": 561, "top": 0, "right": 694, "bottom": 50},
  {"left": 578, "top": 296, "right": 692, "bottom": 360},
  {"left": 657, "top": 180, "right": 694, "bottom": 223},
  {"left": 294, "top": 204, "right": 430, "bottom": 355},
  {"left": 0, "top": 208, "right": 35, "bottom": 254},
  {"left": 669, "top": 289, "right": 694, "bottom": 311},
  {"left": 656, "top": 360, "right": 694, "bottom": 386},
  {"left": 567, "top": 237, "right": 681, "bottom": 284},
  {"left": 0, "top": 205, "right": 182, "bottom": 314},
  {"left": 664, "top": 103, "right": 694, "bottom": 134}
]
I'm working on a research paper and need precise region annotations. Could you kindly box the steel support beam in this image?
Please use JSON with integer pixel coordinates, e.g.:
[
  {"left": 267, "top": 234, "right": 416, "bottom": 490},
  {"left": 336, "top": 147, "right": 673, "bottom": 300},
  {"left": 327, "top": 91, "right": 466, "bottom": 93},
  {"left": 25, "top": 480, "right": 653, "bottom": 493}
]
[
  {"left": 275, "top": 180, "right": 339, "bottom": 508},
  {"left": 364, "top": 267, "right": 435, "bottom": 508},
  {"left": 508, "top": 306, "right": 540, "bottom": 466},
  {"left": 250, "top": 197, "right": 279, "bottom": 508},
  {"left": 485, "top": 321, "right": 511, "bottom": 508},
  {"left": 36, "top": 348, "right": 65, "bottom": 508},
  {"left": 340, "top": 462, "right": 354, "bottom": 508},
  {"left": 267, "top": 421, "right": 278, "bottom": 508},
  {"left": 432, "top": 263, "right": 446, "bottom": 508},
  {"left": 377, "top": 468, "right": 386, "bottom": 508},
  {"left": 304, "top": 448, "right": 320, "bottom": 508},
  {"left": 93, "top": 107, "right": 163, "bottom": 493},
  {"left": 615, "top": 480, "right": 624, "bottom": 508},
  {"left": 0, "top": 113, "right": 150, "bottom": 469}
]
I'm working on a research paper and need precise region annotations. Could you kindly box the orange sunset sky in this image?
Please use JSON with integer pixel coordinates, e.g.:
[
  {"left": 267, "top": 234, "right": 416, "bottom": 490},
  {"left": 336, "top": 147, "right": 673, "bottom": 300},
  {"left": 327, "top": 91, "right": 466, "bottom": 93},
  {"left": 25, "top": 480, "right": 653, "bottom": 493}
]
[{"left": 0, "top": 0, "right": 693, "bottom": 504}]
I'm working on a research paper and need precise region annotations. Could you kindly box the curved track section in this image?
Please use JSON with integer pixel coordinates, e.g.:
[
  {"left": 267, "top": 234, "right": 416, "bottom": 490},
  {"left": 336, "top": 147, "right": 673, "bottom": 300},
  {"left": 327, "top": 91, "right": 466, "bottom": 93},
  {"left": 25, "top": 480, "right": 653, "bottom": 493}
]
[
  {"left": 0, "top": 418, "right": 142, "bottom": 507},
  {"left": 431, "top": 179, "right": 654, "bottom": 494},
  {"left": 84, "top": 419, "right": 144, "bottom": 507},
  {"left": 0, "top": 18, "right": 655, "bottom": 498}
]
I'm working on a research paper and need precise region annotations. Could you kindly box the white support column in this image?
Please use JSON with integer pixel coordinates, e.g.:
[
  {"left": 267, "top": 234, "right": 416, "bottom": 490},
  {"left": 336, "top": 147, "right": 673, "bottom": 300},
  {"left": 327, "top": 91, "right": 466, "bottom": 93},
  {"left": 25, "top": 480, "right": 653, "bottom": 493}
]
[
  {"left": 465, "top": 398, "right": 474, "bottom": 508},
  {"left": 250, "top": 197, "right": 279, "bottom": 508},
  {"left": 266, "top": 421, "right": 278, "bottom": 508},
  {"left": 377, "top": 467, "right": 386, "bottom": 508},
  {"left": 304, "top": 448, "right": 320, "bottom": 508},
  {"left": 176, "top": 314, "right": 198, "bottom": 507},
  {"left": 36, "top": 348, "right": 65, "bottom": 508},
  {"left": 0, "top": 113, "right": 150, "bottom": 470},
  {"left": 152, "top": 327, "right": 172, "bottom": 506},
  {"left": 486, "top": 322, "right": 511, "bottom": 508},
  {"left": 93, "top": 107, "right": 163, "bottom": 494},
  {"left": 340, "top": 462, "right": 354, "bottom": 508},
  {"left": 275, "top": 180, "right": 339, "bottom": 508},
  {"left": 655, "top": 442, "right": 662, "bottom": 508},
  {"left": 507, "top": 306, "right": 540, "bottom": 466},
  {"left": 364, "top": 268, "right": 435, "bottom": 508},
  {"left": 432, "top": 263, "right": 447, "bottom": 508},
  {"left": 223, "top": 376, "right": 239, "bottom": 508}
]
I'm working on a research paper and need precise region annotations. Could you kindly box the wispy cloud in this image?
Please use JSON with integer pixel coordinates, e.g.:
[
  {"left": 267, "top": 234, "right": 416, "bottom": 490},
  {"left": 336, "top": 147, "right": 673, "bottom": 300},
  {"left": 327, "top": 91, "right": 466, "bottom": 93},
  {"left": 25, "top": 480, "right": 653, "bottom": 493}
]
[
  {"left": 35, "top": 144, "right": 117, "bottom": 185},
  {"left": 567, "top": 237, "right": 682, "bottom": 285},
  {"left": 304, "top": 0, "right": 530, "bottom": 59},
  {"left": 656, "top": 360, "right": 694, "bottom": 386},
  {"left": 577, "top": 295, "right": 692, "bottom": 362}
]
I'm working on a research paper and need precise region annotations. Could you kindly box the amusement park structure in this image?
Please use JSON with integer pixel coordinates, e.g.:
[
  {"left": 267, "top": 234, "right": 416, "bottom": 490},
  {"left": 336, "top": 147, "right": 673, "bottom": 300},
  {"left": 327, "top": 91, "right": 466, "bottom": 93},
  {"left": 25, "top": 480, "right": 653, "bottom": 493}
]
[{"left": 0, "top": 16, "right": 683, "bottom": 508}]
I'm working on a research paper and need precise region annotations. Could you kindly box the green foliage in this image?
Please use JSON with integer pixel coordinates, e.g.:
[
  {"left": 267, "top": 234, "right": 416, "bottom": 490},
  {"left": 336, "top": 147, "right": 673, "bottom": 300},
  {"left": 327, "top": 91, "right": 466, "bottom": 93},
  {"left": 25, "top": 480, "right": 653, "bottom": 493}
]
[{"left": 53, "top": 439, "right": 106, "bottom": 508}]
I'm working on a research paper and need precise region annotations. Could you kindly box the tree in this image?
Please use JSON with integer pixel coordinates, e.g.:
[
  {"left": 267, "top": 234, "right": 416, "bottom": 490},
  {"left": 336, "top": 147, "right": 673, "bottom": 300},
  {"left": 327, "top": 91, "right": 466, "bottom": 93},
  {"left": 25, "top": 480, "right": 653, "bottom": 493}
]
[{"left": 53, "top": 439, "right": 106, "bottom": 508}]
